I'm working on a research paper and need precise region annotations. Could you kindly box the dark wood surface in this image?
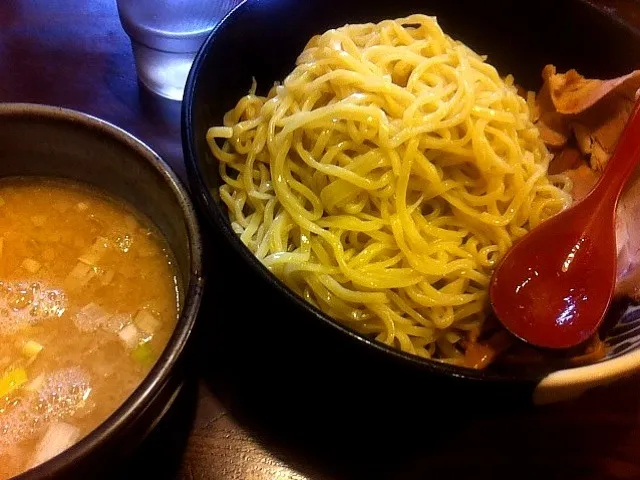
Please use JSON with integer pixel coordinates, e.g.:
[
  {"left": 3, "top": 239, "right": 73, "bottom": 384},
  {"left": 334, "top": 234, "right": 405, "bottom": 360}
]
[{"left": 2, "top": 1, "right": 640, "bottom": 479}]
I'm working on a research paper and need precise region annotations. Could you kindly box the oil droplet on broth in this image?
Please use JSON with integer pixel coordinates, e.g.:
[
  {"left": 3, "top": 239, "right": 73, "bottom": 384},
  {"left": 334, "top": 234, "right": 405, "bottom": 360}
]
[
  {"left": 0, "top": 367, "right": 91, "bottom": 448},
  {"left": 0, "top": 282, "right": 67, "bottom": 335}
]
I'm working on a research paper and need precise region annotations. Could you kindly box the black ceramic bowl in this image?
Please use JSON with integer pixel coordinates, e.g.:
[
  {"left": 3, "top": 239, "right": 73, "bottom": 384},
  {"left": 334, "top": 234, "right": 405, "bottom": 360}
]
[
  {"left": 0, "top": 103, "right": 204, "bottom": 479},
  {"left": 183, "top": 0, "right": 640, "bottom": 405}
]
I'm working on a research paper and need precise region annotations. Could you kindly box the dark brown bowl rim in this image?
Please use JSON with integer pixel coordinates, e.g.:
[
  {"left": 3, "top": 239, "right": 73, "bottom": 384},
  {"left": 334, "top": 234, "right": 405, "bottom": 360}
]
[{"left": 0, "top": 103, "right": 205, "bottom": 479}]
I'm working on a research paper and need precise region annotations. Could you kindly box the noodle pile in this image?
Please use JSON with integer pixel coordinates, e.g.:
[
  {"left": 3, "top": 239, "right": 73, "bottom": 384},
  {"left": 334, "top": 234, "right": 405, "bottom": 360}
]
[{"left": 207, "top": 14, "right": 572, "bottom": 363}]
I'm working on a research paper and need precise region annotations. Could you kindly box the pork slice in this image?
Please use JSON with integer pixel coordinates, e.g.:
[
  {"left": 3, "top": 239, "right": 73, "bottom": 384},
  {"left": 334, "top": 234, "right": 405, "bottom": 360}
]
[
  {"left": 614, "top": 169, "right": 640, "bottom": 299},
  {"left": 563, "top": 160, "right": 640, "bottom": 300},
  {"left": 538, "top": 65, "right": 640, "bottom": 300},
  {"left": 536, "top": 65, "right": 640, "bottom": 171}
]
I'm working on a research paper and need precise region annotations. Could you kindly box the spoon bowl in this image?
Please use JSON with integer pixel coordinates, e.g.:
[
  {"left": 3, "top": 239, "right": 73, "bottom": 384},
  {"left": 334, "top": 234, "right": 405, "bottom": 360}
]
[
  {"left": 490, "top": 191, "right": 617, "bottom": 348},
  {"left": 490, "top": 99, "right": 640, "bottom": 349}
]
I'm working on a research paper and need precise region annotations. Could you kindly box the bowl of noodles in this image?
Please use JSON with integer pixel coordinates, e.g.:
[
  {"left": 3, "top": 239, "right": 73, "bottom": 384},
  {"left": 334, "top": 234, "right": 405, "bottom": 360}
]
[{"left": 183, "top": 0, "right": 640, "bottom": 404}]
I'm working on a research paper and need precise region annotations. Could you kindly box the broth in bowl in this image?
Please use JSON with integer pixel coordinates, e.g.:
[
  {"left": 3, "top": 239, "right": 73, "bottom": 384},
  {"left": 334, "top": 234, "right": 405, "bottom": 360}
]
[{"left": 0, "top": 178, "right": 179, "bottom": 478}]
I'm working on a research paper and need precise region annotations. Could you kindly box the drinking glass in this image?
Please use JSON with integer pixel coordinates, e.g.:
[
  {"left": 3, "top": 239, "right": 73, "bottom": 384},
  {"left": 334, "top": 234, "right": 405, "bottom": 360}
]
[{"left": 117, "top": 0, "right": 242, "bottom": 101}]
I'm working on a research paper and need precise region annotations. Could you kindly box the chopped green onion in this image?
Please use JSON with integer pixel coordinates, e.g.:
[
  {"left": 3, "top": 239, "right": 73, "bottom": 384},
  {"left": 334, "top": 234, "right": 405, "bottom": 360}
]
[
  {"left": 78, "top": 236, "right": 109, "bottom": 265},
  {"left": 118, "top": 324, "right": 139, "bottom": 349},
  {"left": 131, "top": 342, "right": 155, "bottom": 367},
  {"left": 74, "top": 303, "right": 109, "bottom": 332},
  {"left": 0, "top": 367, "right": 28, "bottom": 398},
  {"left": 28, "top": 422, "right": 80, "bottom": 469},
  {"left": 134, "top": 310, "right": 160, "bottom": 335},
  {"left": 21, "top": 340, "right": 44, "bottom": 364},
  {"left": 101, "top": 313, "right": 130, "bottom": 334},
  {"left": 64, "top": 261, "right": 96, "bottom": 291}
]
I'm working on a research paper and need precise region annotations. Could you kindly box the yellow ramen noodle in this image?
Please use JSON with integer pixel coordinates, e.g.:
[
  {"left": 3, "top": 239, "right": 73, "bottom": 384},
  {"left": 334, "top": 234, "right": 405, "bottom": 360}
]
[{"left": 207, "top": 15, "right": 572, "bottom": 362}]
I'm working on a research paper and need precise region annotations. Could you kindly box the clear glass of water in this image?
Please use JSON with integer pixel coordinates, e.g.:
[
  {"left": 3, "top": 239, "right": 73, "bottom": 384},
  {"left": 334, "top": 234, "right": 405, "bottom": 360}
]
[{"left": 116, "top": 0, "right": 242, "bottom": 101}]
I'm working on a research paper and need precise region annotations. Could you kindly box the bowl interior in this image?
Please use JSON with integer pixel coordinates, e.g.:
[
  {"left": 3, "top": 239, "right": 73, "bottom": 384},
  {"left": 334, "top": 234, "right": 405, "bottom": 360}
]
[
  {"left": 0, "top": 105, "right": 195, "bottom": 288},
  {"left": 0, "top": 104, "right": 203, "bottom": 477},
  {"left": 183, "top": 0, "right": 640, "bottom": 381}
]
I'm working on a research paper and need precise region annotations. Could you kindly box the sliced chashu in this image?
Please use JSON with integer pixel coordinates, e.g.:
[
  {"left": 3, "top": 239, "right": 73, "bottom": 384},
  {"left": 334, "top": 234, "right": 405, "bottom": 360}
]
[
  {"left": 540, "top": 66, "right": 640, "bottom": 299},
  {"left": 537, "top": 65, "right": 640, "bottom": 171}
]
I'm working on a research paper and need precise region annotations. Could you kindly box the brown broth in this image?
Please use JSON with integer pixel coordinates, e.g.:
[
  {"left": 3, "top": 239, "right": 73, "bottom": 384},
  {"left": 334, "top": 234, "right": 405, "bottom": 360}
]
[{"left": 0, "top": 179, "right": 179, "bottom": 478}]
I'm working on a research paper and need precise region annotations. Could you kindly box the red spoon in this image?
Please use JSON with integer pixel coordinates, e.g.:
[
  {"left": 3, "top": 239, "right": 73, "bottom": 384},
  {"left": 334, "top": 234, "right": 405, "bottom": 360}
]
[{"left": 489, "top": 98, "right": 640, "bottom": 349}]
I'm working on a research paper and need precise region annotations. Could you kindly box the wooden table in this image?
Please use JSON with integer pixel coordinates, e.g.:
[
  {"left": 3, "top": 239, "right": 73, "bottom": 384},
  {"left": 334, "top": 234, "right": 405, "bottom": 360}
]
[{"left": 2, "top": 1, "right": 640, "bottom": 479}]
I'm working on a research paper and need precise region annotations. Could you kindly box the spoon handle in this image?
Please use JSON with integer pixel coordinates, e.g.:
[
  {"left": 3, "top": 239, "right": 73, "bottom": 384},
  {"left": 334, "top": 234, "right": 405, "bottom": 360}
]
[{"left": 594, "top": 98, "right": 640, "bottom": 203}]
